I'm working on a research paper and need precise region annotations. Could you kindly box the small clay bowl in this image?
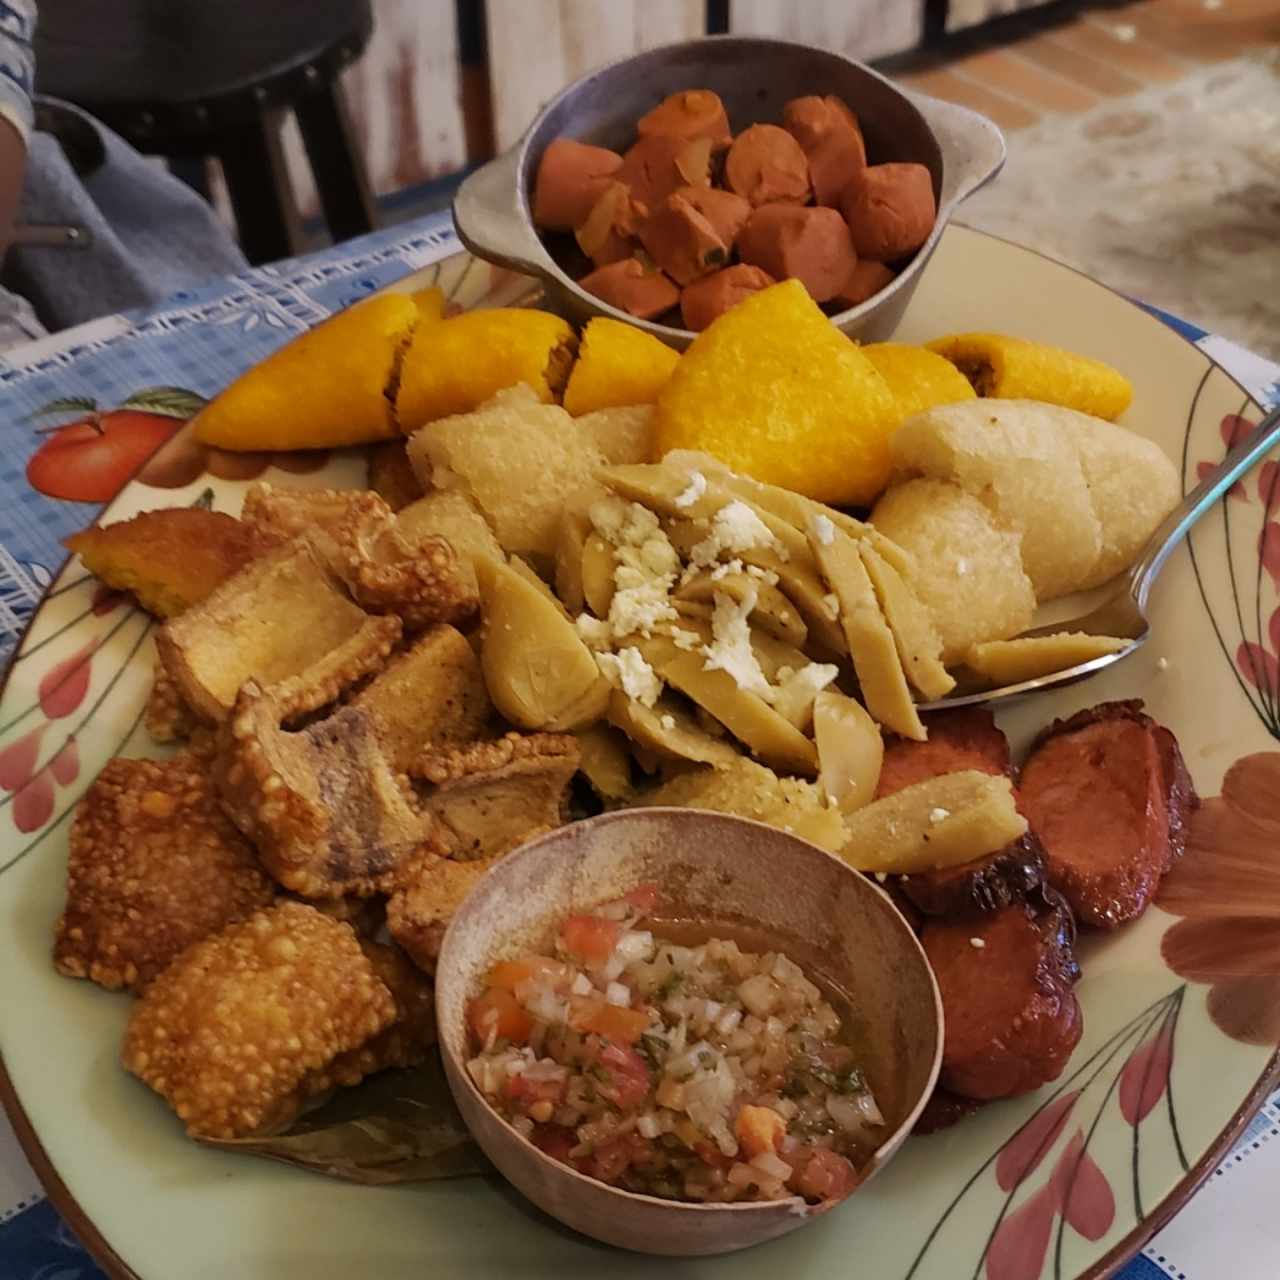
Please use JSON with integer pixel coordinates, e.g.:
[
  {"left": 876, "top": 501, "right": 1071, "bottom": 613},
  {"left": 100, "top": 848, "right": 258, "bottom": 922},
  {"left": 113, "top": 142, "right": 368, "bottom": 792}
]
[
  {"left": 452, "top": 35, "right": 1004, "bottom": 349},
  {"left": 435, "top": 808, "right": 942, "bottom": 1256}
]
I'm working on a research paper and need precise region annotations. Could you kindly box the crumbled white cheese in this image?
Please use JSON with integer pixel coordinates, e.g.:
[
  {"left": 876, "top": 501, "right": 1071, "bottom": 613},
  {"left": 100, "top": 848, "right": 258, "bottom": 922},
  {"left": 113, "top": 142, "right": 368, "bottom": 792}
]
[
  {"left": 671, "top": 627, "right": 701, "bottom": 651},
  {"left": 809, "top": 513, "right": 836, "bottom": 546},
  {"left": 700, "top": 585, "right": 772, "bottom": 698},
  {"left": 928, "top": 807, "right": 951, "bottom": 825},
  {"left": 822, "top": 592, "right": 840, "bottom": 620},
  {"left": 745, "top": 564, "right": 780, "bottom": 585},
  {"left": 769, "top": 661, "right": 840, "bottom": 727},
  {"left": 596, "top": 646, "right": 663, "bottom": 708},
  {"left": 660, "top": 713, "right": 676, "bottom": 731},
  {"left": 609, "top": 564, "right": 679, "bottom": 638},
  {"left": 574, "top": 614, "right": 612, "bottom": 651},
  {"left": 674, "top": 470, "right": 707, "bottom": 508},
  {"left": 690, "top": 501, "right": 781, "bottom": 567},
  {"left": 590, "top": 499, "right": 680, "bottom": 638},
  {"left": 709, "top": 558, "right": 744, "bottom": 582},
  {"left": 874, "top": 872, "right": 888, "bottom": 884},
  {"left": 969, "top": 937, "right": 986, "bottom": 950}
]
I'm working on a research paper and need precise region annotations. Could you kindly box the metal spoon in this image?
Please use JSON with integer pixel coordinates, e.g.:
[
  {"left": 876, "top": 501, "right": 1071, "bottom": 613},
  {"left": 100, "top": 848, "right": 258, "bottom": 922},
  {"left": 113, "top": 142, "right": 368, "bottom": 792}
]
[{"left": 919, "top": 402, "right": 1280, "bottom": 711}]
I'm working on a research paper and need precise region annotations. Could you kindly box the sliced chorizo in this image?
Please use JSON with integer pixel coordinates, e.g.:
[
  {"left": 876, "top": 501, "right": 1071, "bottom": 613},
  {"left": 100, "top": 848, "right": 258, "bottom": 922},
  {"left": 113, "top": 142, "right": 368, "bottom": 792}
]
[
  {"left": 533, "top": 138, "right": 624, "bottom": 231},
  {"left": 783, "top": 95, "right": 867, "bottom": 207},
  {"left": 679, "top": 264, "right": 776, "bottom": 332},
  {"left": 578, "top": 258, "right": 680, "bottom": 321},
  {"left": 724, "top": 124, "right": 811, "bottom": 207},
  {"left": 840, "top": 162, "right": 937, "bottom": 261},
  {"left": 736, "top": 204, "right": 856, "bottom": 304}
]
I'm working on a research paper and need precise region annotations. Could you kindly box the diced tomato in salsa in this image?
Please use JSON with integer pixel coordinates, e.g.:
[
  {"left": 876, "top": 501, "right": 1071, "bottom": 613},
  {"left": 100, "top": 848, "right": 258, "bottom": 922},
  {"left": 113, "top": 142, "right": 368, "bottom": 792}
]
[
  {"left": 623, "top": 883, "right": 660, "bottom": 913},
  {"left": 530, "top": 1123, "right": 578, "bottom": 1165},
  {"left": 504, "top": 1073, "right": 565, "bottom": 1105},
  {"left": 570, "top": 997, "right": 651, "bottom": 1045},
  {"left": 484, "top": 955, "right": 567, "bottom": 991},
  {"left": 467, "top": 987, "right": 532, "bottom": 1044},
  {"left": 585, "top": 1132, "right": 649, "bottom": 1183},
  {"left": 560, "top": 914, "right": 622, "bottom": 963},
  {"left": 791, "top": 1148, "right": 859, "bottom": 1202},
  {"left": 593, "top": 1041, "right": 651, "bottom": 1108}
]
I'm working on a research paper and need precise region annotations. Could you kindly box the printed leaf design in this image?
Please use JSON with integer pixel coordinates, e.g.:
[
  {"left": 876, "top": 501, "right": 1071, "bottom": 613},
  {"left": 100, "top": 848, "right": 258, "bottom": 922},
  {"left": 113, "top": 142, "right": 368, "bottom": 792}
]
[
  {"left": 1237, "top": 642, "right": 1279, "bottom": 693},
  {"left": 1220, "top": 414, "right": 1254, "bottom": 449},
  {"left": 1119, "top": 1021, "right": 1175, "bottom": 1126},
  {"left": 985, "top": 1181, "right": 1059, "bottom": 1280},
  {"left": 1261, "top": 522, "right": 1280, "bottom": 592},
  {"left": 0, "top": 727, "right": 44, "bottom": 792},
  {"left": 1053, "top": 1130, "right": 1115, "bottom": 1242},
  {"left": 1196, "top": 461, "right": 1245, "bottom": 502},
  {"left": 38, "top": 643, "right": 95, "bottom": 719},
  {"left": 29, "top": 396, "right": 97, "bottom": 420},
  {"left": 121, "top": 386, "right": 209, "bottom": 419},
  {"left": 995, "top": 1090, "right": 1080, "bottom": 1192},
  {"left": 199, "top": 1056, "right": 486, "bottom": 1185},
  {"left": 48, "top": 739, "right": 80, "bottom": 787},
  {"left": 1271, "top": 606, "right": 1280, "bottom": 660},
  {"left": 13, "top": 770, "right": 54, "bottom": 833}
]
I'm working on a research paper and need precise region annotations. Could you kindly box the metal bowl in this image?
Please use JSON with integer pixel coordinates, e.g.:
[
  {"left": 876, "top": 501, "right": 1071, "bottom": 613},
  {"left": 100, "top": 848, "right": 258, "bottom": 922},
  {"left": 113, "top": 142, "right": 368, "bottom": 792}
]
[
  {"left": 452, "top": 35, "right": 1005, "bottom": 349},
  {"left": 435, "top": 808, "right": 943, "bottom": 1256}
]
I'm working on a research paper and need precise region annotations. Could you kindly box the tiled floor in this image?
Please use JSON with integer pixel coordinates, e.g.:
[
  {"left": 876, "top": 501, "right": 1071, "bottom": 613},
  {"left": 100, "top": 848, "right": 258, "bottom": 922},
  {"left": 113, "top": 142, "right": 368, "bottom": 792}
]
[{"left": 898, "top": 0, "right": 1280, "bottom": 130}]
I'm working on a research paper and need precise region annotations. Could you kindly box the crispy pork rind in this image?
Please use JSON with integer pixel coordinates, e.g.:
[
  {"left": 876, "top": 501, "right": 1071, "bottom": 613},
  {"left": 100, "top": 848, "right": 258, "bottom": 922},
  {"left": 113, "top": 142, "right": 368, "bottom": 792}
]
[
  {"left": 121, "top": 902, "right": 397, "bottom": 1138},
  {"left": 144, "top": 659, "right": 200, "bottom": 744},
  {"left": 241, "top": 485, "right": 478, "bottom": 629},
  {"left": 64, "top": 508, "right": 280, "bottom": 619},
  {"left": 410, "top": 731, "right": 579, "bottom": 860},
  {"left": 156, "top": 538, "right": 401, "bottom": 724},
  {"left": 54, "top": 754, "right": 276, "bottom": 993},
  {"left": 339, "top": 941, "right": 438, "bottom": 1077},
  {"left": 216, "top": 679, "right": 443, "bottom": 898},
  {"left": 406, "top": 384, "right": 608, "bottom": 566},
  {"left": 386, "top": 857, "right": 498, "bottom": 975},
  {"left": 348, "top": 624, "right": 492, "bottom": 770}
]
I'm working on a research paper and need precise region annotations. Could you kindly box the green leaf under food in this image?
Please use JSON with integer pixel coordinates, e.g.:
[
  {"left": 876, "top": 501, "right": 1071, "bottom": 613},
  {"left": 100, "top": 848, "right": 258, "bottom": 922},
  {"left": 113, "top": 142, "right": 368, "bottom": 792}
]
[
  {"left": 120, "top": 386, "right": 209, "bottom": 418},
  {"left": 198, "top": 1053, "right": 488, "bottom": 1185},
  {"left": 30, "top": 395, "right": 98, "bottom": 419}
]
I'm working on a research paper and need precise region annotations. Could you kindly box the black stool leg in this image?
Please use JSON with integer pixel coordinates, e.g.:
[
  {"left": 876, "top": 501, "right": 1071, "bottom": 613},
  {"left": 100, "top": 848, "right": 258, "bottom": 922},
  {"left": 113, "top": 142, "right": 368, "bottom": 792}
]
[
  {"left": 294, "top": 82, "right": 376, "bottom": 244},
  {"left": 216, "top": 112, "right": 301, "bottom": 265}
]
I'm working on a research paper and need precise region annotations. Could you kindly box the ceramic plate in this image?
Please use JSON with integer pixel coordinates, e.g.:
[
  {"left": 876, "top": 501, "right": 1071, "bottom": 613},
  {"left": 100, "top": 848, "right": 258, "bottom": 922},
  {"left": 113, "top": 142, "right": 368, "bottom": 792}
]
[{"left": 2, "top": 226, "right": 1277, "bottom": 1280}]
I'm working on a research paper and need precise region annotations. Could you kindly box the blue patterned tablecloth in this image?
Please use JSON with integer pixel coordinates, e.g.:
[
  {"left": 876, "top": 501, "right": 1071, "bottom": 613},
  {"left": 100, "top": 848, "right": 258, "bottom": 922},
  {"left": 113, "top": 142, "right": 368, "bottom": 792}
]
[{"left": 1, "top": 210, "right": 1278, "bottom": 1280}]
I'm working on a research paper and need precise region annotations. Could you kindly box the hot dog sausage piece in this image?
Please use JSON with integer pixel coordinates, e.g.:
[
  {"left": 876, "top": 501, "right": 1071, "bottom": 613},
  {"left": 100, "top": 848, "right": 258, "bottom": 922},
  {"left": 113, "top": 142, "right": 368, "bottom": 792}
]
[
  {"left": 736, "top": 204, "right": 856, "bottom": 304},
  {"left": 840, "top": 162, "right": 937, "bottom": 261},
  {"left": 637, "top": 89, "right": 732, "bottom": 149},
  {"left": 617, "top": 135, "right": 711, "bottom": 213},
  {"left": 637, "top": 192, "right": 731, "bottom": 286},
  {"left": 724, "top": 124, "right": 811, "bottom": 207},
  {"left": 832, "top": 259, "right": 896, "bottom": 309},
  {"left": 782, "top": 95, "right": 867, "bottom": 207},
  {"left": 575, "top": 181, "right": 643, "bottom": 267},
  {"left": 578, "top": 258, "right": 680, "bottom": 321},
  {"left": 674, "top": 185, "right": 752, "bottom": 250},
  {"left": 678, "top": 264, "right": 776, "bottom": 332},
  {"left": 533, "top": 138, "right": 625, "bottom": 231}
]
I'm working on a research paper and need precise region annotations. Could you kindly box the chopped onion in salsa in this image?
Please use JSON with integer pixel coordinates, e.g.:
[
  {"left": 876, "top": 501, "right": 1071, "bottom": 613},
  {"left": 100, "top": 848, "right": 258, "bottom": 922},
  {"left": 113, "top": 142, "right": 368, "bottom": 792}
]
[{"left": 466, "top": 887, "right": 881, "bottom": 1204}]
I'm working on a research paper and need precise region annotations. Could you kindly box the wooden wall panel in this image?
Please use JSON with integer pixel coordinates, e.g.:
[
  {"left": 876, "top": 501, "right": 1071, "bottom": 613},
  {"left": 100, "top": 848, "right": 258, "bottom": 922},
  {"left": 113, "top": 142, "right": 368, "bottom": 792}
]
[
  {"left": 484, "top": 0, "right": 705, "bottom": 151},
  {"left": 728, "top": 0, "right": 923, "bottom": 62}
]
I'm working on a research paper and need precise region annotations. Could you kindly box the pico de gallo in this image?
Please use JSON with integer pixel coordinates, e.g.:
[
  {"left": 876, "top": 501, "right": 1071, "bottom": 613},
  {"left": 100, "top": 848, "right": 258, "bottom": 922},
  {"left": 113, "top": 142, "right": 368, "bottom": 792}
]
[{"left": 465, "top": 885, "right": 883, "bottom": 1204}]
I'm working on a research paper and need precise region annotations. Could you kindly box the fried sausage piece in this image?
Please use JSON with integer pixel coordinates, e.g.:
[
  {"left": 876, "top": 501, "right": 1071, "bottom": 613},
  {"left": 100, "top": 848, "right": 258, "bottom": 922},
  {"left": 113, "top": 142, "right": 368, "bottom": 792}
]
[
  {"left": 736, "top": 205, "right": 856, "bottom": 304},
  {"left": 679, "top": 264, "right": 776, "bottom": 332},
  {"left": 832, "top": 259, "right": 895, "bottom": 309},
  {"left": 724, "top": 124, "right": 811, "bottom": 206},
  {"left": 782, "top": 95, "right": 867, "bottom": 207},
  {"left": 902, "top": 833, "right": 1047, "bottom": 919},
  {"left": 637, "top": 192, "right": 731, "bottom": 285},
  {"left": 1020, "top": 700, "right": 1196, "bottom": 928},
  {"left": 575, "top": 181, "right": 643, "bottom": 267},
  {"left": 840, "top": 162, "right": 937, "bottom": 261},
  {"left": 923, "top": 897, "right": 1082, "bottom": 1099},
  {"left": 579, "top": 258, "right": 681, "bottom": 320},
  {"left": 637, "top": 89, "right": 732, "bottom": 148},
  {"left": 533, "top": 138, "right": 624, "bottom": 231},
  {"left": 875, "top": 706, "right": 1012, "bottom": 800}
]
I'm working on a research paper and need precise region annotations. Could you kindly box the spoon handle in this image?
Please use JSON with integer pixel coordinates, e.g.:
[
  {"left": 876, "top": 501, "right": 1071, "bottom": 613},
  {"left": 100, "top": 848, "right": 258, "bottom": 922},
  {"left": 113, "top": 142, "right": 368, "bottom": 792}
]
[{"left": 1128, "top": 402, "right": 1280, "bottom": 611}]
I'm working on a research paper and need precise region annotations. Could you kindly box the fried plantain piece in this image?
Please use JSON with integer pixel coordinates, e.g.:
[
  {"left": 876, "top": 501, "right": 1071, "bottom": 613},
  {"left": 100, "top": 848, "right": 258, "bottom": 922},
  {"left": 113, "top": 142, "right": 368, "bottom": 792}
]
[
  {"left": 349, "top": 624, "right": 492, "bottom": 770},
  {"left": 242, "top": 485, "right": 478, "bottom": 629},
  {"left": 410, "top": 731, "right": 578, "bottom": 860},
  {"left": 157, "top": 538, "right": 401, "bottom": 723},
  {"left": 54, "top": 754, "right": 276, "bottom": 993},
  {"left": 122, "top": 902, "right": 398, "bottom": 1138},
  {"left": 386, "top": 856, "right": 498, "bottom": 975},
  {"left": 216, "top": 679, "right": 444, "bottom": 897},
  {"left": 65, "top": 508, "right": 279, "bottom": 619},
  {"left": 368, "top": 439, "right": 425, "bottom": 511}
]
